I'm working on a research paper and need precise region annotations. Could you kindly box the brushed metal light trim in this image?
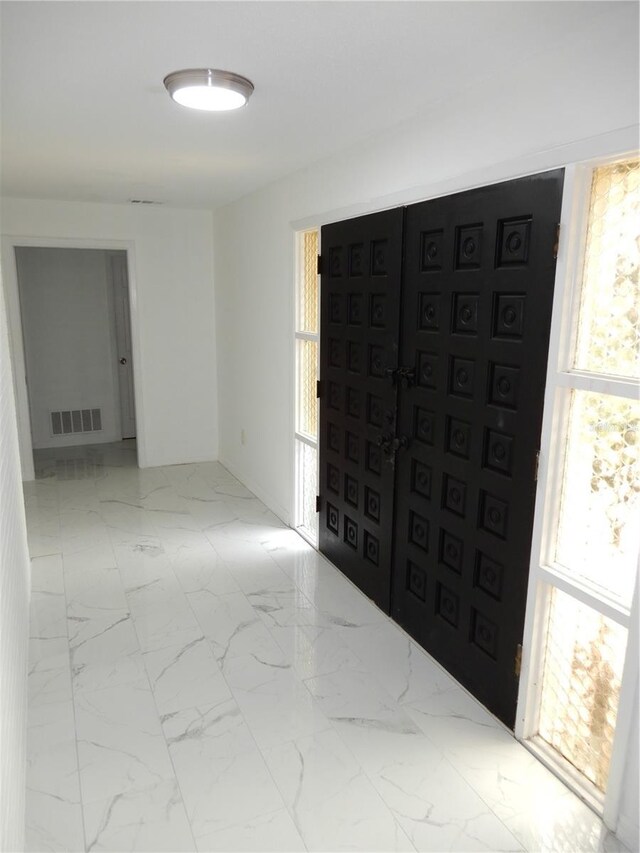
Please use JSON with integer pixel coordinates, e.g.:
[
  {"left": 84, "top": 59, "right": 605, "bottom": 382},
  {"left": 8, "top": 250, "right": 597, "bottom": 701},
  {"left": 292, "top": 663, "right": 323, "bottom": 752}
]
[{"left": 163, "top": 68, "right": 254, "bottom": 107}]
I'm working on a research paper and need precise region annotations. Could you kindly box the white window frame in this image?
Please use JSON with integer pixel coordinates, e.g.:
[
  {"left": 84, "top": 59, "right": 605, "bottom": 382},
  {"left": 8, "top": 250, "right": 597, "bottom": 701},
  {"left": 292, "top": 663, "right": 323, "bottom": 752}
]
[
  {"left": 293, "top": 227, "right": 320, "bottom": 546},
  {"left": 515, "top": 159, "right": 640, "bottom": 828}
]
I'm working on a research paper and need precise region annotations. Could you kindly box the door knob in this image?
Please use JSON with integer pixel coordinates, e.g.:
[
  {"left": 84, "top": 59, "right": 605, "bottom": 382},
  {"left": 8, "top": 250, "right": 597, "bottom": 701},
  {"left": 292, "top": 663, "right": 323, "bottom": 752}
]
[
  {"left": 375, "top": 433, "right": 394, "bottom": 455},
  {"left": 391, "top": 435, "right": 410, "bottom": 453},
  {"left": 119, "top": 357, "right": 127, "bottom": 365}
]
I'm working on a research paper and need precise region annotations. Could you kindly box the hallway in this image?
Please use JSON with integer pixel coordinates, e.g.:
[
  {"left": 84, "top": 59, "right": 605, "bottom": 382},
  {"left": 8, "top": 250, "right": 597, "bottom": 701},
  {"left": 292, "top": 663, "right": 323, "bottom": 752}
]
[{"left": 24, "top": 443, "right": 624, "bottom": 852}]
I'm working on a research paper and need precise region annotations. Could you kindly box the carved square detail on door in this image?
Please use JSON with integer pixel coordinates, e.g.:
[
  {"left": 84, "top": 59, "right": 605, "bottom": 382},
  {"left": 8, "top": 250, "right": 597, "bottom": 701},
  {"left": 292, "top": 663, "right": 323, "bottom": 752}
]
[
  {"left": 414, "top": 406, "right": 436, "bottom": 446},
  {"left": 418, "top": 293, "right": 441, "bottom": 331},
  {"left": 327, "top": 463, "right": 340, "bottom": 494},
  {"left": 489, "top": 363, "right": 520, "bottom": 410},
  {"left": 471, "top": 608, "right": 499, "bottom": 659},
  {"left": 443, "top": 473, "right": 467, "bottom": 518},
  {"left": 479, "top": 490, "right": 509, "bottom": 539},
  {"left": 455, "top": 224, "right": 483, "bottom": 269},
  {"left": 370, "top": 294, "right": 387, "bottom": 328},
  {"left": 371, "top": 240, "right": 388, "bottom": 276},
  {"left": 440, "top": 529, "right": 464, "bottom": 574},
  {"left": 474, "top": 551, "right": 504, "bottom": 601},
  {"left": 411, "top": 459, "right": 432, "bottom": 499},
  {"left": 344, "top": 474, "right": 359, "bottom": 508},
  {"left": 344, "top": 515, "right": 358, "bottom": 550},
  {"left": 437, "top": 582, "right": 460, "bottom": 627},
  {"left": 449, "top": 356, "right": 475, "bottom": 399},
  {"left": 452, "top": 293, "right": 479, "bottom": 335},
  {"left": 446, "top": 416, "right": 472, "bottom": 460},
  {"left": 364, "top": 531, "right": 380, "bottom": 566},
  {"left": 409, "top": 510, "right": 430, "bottom": 552},
  {"left": 365, "top": 441, "right": 382, "bottom": 475},
  {"left": 417, "top": 351, "right": 439, "bottom": 390},
  {"left": 369, "top": 345, "right": 386, "bottom": 379},
  {"left": 420, "top": 230, "right": 444, "bottom": 272},
  {"left": 345, "top": 431, "right": 359, "bottom": 463},
  {"left": 349, "top": 243, "right": 365, "bottom": 277},
  {"left": 407, "top": 561, "right": 427, "bottom": 602},
  {"left": 496, "top": 217, "right": 531, "bottom": 267},
  {"left": 364, "top": 486, "right": 381, "bottom": 523},
  {"left": 347, "top": 342, "right": 362, "bottom": 373},
  {"left": 493, "top": 293, "right": 525, "bottom": 339},
  {"left": 483, "top": 428, "right": 514, "bottom": 476},
  {"left": 348, "top": 294, "right": 363, "bottom": 325},
  {"left": 329, "top": 294, "right": 343, "bottom": 324},
  {"left": 329, "top": 247, "right": 344, "bottom": 278}
]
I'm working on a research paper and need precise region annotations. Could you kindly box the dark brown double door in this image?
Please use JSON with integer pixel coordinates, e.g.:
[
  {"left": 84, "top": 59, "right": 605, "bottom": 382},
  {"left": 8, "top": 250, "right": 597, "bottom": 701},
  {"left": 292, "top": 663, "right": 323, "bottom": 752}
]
[{"left": 319, "top": 171, "right": 564, "bottom": 728}]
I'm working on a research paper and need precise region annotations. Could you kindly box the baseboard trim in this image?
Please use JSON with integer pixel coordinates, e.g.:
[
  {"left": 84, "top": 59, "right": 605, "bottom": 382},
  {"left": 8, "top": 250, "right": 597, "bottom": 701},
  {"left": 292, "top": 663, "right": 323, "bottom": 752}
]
[{"left": 218, "top": 456, "right": 290, "bottom": 526}]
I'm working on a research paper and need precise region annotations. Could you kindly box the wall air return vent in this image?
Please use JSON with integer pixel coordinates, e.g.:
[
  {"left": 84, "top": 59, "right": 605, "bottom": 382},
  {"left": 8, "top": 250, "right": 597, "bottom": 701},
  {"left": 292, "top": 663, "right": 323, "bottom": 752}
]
[{"left": 50, "top": 408, "right": 102, "bottom": 436}]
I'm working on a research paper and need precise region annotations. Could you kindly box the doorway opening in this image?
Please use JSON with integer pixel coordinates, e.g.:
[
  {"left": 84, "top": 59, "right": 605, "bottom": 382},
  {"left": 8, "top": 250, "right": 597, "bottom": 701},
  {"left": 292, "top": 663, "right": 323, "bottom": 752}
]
[{"left": 14, "top": 247, "right": 137, "bottom": 475}]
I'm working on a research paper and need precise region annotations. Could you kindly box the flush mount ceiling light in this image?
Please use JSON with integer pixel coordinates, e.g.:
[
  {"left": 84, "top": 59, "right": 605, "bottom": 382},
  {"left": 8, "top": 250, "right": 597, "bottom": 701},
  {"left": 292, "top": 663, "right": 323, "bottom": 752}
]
[{"left": 163, "top": 68, "right": 254, "bottom": 112}]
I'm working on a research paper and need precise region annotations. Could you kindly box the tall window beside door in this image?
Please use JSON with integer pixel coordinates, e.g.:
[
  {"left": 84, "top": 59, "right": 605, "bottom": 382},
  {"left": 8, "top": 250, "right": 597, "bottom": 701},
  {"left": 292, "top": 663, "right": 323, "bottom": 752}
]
[
  {"left": 294, "top": 229, "right": 320, "bottom": 544},
  {"left": 527, "top": 158, "right": 639, "bottom": 809}
]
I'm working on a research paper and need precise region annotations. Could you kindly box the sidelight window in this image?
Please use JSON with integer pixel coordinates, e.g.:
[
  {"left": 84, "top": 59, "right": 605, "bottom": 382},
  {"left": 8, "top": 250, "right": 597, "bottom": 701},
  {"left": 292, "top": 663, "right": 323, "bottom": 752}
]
[
  {"left": 294, "top": 229, "right": 320, "bottom": 544},
  {"left": 521, "top": 158, "right": 639, "bottom": 819}
]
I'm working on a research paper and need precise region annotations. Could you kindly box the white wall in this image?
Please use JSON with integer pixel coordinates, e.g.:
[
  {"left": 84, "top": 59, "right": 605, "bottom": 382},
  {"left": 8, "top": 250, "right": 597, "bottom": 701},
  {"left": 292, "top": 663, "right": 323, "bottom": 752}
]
[
  {"left": 0, "top": 274, "right": 30, "bottom": 852},
  {"left": 211, "top": 4, "right": 639, "bottom": 838},
  {"left": 1, "top": 200, "right": 217, "bottom": 473},
  {"left": 16, "top": 247, "right": 121, "bottom": 449}
]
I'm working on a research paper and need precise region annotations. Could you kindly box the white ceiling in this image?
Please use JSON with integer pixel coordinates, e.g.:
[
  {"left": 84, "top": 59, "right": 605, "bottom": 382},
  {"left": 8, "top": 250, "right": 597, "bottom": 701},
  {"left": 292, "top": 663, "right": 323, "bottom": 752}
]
[{"left": 0, "top": 1, "right": 625, "bottom": 209}]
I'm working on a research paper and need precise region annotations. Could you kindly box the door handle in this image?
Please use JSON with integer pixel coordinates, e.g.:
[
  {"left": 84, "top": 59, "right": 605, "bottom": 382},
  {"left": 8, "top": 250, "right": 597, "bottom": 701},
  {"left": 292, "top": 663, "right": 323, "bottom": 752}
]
[
  {"left": 119, "top": 357, "right": 127, "bottom": 365},
  {"left": 397, "top": 367, "right": 415, "bottom": 388},
  {"left": 391, "top": 435, "right": 411, "bottom": 453},
  {"left": 375, "top": 432, "right": 394, "bottom": 456}
]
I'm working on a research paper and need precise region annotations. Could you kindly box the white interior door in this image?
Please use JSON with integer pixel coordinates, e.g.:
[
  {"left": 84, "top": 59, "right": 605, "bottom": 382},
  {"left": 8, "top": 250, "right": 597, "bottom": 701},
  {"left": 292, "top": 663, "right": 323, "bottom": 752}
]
[{"left": 110, "top": 252, "right": 136, "bottom": 439}]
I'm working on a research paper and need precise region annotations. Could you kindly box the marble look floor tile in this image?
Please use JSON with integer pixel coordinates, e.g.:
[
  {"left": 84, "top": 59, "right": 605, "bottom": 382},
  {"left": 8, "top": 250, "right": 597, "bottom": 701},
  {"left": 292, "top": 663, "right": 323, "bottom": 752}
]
[
  {"left": 125, "top": 573, "right": 203, "bottom": 651},
  {"left": 269, "top": 623, "right": 363, "bottom": 680},
  {"left": 263, "top": 728, "right": 414, "bottom": 851},
  {"left": 72, "top": 650, "right": 148, "bottom": 695},
  {"left": 29, "top": 663, "right": 73, "bottom": 708},
  {"left": 339, "top": 622, "right": 458, "bottom": 705},
  {"left": 69, "top": 610, "right": 139, "bottom": 668},
  {"left": 29, "top": 636, "right": 70, "bottom": 673},
  {"left": 445, "top": 738, "right": 574, "bottom": 823},
  {"left": 372, "top": 751, "right": 523, "bottom": 852},
  {"left": 161, "top": 697, "right": 256, "bottom": 758},
  {"left": 163, "top": 699, "right": 286, "bottom": 839},
  {"left": 27, "top": 700, "right": 81, "bottom": 805},
  {"left": 159, "top": 529, "right": 240, "bottom": 596},
  {"left": 25, "top": 789, "right": 85, "bottom": 853},
  {"left": 262, "top": 727, "right": 414, "bottom": 851},
  {"left": 405, "top": 684, "right": 514, "bottom": 757},
  {"left": 100, "top": 499, "right": 159, "bottom": 537},
  {"left": 30, "top": 590, "right": 68, "bottom": 642},
  {"left": 143, "top": 635, "right": 231, "bottom": 715},
  {"left": 224, "top": 654, "right": 330, "bottom": 751},
  {"left": 65, "top": 565, "right": 128, "bottom": 616},
  {"left": 194, "top": 807, "right": 305, "bottom": 853},
  {"left": 112, "top": 535, "right": 175, "bottom": 587},
  {"left": 30, "top": 553, "right": 65, "bottom": 594},
  {"left": 82, "top": 780, "right": 195, "bottom": 852},
  {"left": 187, "top": 590, "right": 285, "bottom": 668},
  {"left": 225, "top": 559, "right": 298, "bottom": 597},
  {"left": 23, "top": 445, "right": 629, "bottom": 853},
  {"left": 503, "top": 797, "right": 624, "bottom": 853},
  {"left": 305, "top": 668, "right": 433, "bottom": 777},
  {"left": 62, "top": 541, "right": 118, "bottom": 575},
  {"left": 75, "top": 683, "right": 175, "bottom": 804}
]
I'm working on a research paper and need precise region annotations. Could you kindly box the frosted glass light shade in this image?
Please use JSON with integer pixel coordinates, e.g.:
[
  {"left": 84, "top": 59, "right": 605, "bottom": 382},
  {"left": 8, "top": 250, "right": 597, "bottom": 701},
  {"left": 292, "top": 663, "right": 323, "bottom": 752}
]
[{"left": 164, "top": 69, "right": 254, "bottom": 112}]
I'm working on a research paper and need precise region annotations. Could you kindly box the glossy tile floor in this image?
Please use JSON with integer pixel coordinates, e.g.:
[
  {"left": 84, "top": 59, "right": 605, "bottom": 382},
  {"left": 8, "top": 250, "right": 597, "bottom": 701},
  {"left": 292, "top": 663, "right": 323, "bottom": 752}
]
[{"left": 25, "top": 442, "right": 626, "bottom": 853}]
